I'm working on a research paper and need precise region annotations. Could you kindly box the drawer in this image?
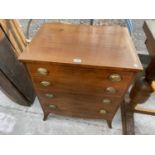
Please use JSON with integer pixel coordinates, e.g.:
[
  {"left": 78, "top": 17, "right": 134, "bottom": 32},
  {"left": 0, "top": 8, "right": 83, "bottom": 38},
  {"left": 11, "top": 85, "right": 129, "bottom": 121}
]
[
  {"left": 36, "top": 89, "right": 122, "bottom": 114},
  {"left": 31, "top": 76, "right": 129, "bottom": 97},
  {"left": 27, "top": 63, "right": 134, "bottom": 86},
  {"left": 43, "top": 104, "right": 114, "bottom": 120}
]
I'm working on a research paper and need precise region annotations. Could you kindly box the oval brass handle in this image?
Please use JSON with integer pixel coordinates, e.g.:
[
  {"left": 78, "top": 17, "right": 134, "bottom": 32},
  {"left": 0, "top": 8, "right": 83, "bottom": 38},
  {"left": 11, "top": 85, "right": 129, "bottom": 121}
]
[
  {"left": 109, "top": 74, "right": 121, "bottom": 82},
  {"left": 45, "top": 93, "right": 54, "bottom": 98},
  {"left": 105, "top": 87, "right": 117, "bottom": 94},
  {"left": 37, "top": 67, "right": 48, "bottom": 75},
  {"left": 99, "top": 109, "right": 107, "bottom": 114},
  {"left": 151, "top": 81, "right": 155, "bottom": 91},
  {"left": 40, "top": 81, "right": 51, "bottom": 87},
  {"left": 102, "top": 99, "right": 111, "bottom": 104},
  {"left": 48, "top": 104, "right": 56, "bottom": 109}
]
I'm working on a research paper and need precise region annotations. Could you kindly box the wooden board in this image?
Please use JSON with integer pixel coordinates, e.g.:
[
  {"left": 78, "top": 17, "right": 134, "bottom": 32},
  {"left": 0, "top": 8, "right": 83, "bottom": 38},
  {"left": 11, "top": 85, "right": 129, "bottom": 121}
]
[
  {"left": 0, "top": 70, "right": 30, "bottom": 105},
  {"left": 0, "top": 27, "right": 35, "bottom": 106},
  {"left": 19, "top": 23, "right": 143, "bottom": 72}
]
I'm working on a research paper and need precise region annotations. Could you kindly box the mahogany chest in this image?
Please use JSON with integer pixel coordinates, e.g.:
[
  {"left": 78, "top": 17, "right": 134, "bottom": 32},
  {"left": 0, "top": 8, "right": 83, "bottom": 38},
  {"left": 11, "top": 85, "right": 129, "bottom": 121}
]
[{"left": 19, "top": 23, "right": 143, "bottom": 128}]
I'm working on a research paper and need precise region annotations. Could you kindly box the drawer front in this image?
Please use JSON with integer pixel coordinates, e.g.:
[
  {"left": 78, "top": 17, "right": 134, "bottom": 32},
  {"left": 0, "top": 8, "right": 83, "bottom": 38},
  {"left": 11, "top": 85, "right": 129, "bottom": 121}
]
[
  {"left": 31, "top": 76, "right": 129, "bottom": 97},
  {"left": 36, "top": 89, "right": 122, "bottom": 120},
  {"left": 27, "top": 63, "right": 134, "bottom": 97},
  {"left": 43, "top": 104, "right": 114, "bottom": 120},
  {"left": 27, "top": 63, "right": 134, "bottom": 86}
]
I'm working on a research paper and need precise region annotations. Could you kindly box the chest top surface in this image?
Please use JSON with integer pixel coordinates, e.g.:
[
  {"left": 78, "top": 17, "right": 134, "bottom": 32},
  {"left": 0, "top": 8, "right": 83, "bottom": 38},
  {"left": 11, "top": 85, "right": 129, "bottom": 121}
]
[{"left": 19, "top": 23, "right": 142, "bottom": 71}]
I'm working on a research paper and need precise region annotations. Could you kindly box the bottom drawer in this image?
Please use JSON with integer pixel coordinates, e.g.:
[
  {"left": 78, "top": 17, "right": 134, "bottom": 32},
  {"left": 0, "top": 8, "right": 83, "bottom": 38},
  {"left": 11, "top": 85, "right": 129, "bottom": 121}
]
[{"left": 43, "top": 103, "right": 114, "bottom": 121}]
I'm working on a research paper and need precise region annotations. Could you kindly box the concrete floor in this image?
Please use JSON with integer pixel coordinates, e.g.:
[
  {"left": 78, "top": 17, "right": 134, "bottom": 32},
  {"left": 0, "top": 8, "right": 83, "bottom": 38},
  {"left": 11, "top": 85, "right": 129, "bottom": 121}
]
[{"left": 0, "top": 90, "right": 155, "bottom": 135}]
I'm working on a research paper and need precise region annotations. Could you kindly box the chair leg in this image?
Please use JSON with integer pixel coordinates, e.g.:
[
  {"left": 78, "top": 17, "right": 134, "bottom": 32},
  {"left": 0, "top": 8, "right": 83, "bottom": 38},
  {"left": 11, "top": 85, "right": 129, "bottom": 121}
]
[{"left": 121, "top": 101, "right": 135, "bottom": 135}]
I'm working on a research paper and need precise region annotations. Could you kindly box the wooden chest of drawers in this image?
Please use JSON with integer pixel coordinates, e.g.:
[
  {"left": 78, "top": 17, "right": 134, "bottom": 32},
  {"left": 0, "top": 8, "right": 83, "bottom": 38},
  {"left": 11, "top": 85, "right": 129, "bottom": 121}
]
[{"left": 19, "top": 23, "right": 143, "bottom": 128}]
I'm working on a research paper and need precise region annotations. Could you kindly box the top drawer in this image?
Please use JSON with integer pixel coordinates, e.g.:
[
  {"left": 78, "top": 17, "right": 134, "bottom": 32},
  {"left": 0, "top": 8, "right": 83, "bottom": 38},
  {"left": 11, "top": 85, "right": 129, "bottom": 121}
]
[{"left": 27, "top": 63, "right": 134, "bottom": 81}]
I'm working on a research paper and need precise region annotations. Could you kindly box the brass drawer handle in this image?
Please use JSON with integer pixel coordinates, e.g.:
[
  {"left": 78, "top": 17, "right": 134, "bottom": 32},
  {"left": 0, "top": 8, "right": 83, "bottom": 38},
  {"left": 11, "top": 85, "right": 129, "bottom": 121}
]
[
  {"left": 151, "top": 81, "right": 155, "bottom": 91},
  {"left": 102, "top": 99, "right": 111, "bottom": 104},
  {"left": 99, "top": 109, "right": 107, "bottom": 114},
  {"left": 109, "top": 74, "right": 121, "bottom": 82},
  {"left": 37, "top": 67, "right": 48, "bottom": 75},
  {"left": 48, "top": 104, "right": 56, "bottom": 109},
  {"left": 40, "top": 81, "right": 51, "bottom": 87},
  {"left": 105, "top": 87, "right": 117, "bottom": 94},
  {"left": 45, "top": 93, "right": 54, "bottom": 98}
]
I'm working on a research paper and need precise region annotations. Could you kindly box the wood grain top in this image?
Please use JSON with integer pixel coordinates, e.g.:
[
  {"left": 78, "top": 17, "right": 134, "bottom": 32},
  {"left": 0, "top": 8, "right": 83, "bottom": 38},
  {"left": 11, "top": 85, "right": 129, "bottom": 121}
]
[{"left": 19, "top": 23, "right": 143, "bottom": 71}]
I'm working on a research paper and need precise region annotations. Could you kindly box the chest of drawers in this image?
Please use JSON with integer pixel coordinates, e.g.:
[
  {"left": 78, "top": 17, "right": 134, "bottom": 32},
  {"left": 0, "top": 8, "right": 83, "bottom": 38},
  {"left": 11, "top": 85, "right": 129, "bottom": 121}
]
[{"left": 19, "top": 23, "right": 143, "bottom": 128}]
